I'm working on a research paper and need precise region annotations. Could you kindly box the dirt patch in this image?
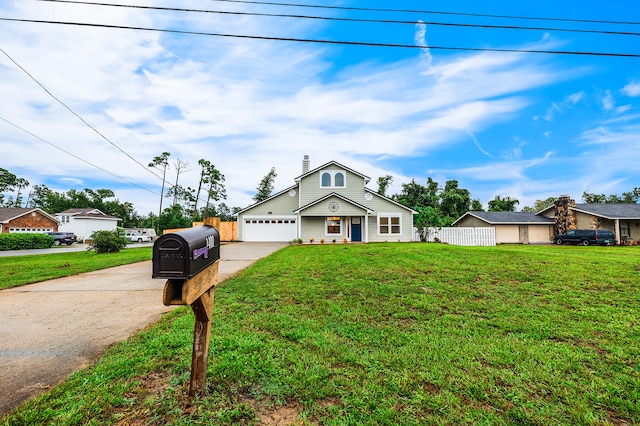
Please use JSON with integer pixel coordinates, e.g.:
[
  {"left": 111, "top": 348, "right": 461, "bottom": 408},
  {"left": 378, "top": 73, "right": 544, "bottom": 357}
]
[{"left": 239, "top": 395, "right": 304, "bottom": 426}]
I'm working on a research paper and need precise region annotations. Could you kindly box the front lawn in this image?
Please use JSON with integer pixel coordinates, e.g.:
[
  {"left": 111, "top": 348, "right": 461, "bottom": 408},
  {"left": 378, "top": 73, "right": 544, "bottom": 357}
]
[{"left": 2, "top": 243, "right": 639, "bottom": 425}]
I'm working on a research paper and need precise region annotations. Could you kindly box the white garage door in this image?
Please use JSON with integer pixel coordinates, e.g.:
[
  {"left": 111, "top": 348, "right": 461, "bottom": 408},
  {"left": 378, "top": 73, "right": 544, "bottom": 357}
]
[{"left": 243, "top": 217, "right": 297, "bottom": 242}]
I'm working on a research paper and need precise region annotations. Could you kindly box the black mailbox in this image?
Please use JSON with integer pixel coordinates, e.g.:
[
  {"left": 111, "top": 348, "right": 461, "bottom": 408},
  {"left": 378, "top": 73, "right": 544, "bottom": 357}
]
[{"left": 153, "top": 226, "right": 220, "bottom": 279}]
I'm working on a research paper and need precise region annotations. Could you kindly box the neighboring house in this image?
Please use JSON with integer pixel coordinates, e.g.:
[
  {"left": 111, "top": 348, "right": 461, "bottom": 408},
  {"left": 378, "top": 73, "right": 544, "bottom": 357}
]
[
  {"left": 452, "top": 211, "right": 555, "bottom": 244},
  {"left": 54, "top": 208, "right": 121, "bottom": 242},
  {"left": 0, "top": 208, "right": 59, "bottom": 234},
  {"left": 236, "top": 156, "right": 417, "bottom": 243},
  {"left": 538, "top": 203, "right": 640, "bottom": 244}
]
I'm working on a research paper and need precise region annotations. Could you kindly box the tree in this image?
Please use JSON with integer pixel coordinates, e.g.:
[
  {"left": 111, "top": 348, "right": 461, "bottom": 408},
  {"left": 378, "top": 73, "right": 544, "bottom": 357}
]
[
  {"left": 471, "top": 199, "right": 484, "bottom": 211},
  {"left": 376, "top": 175, "right": 393, "bottom": 197},
  {"left": 522, "top": 197, "right": 556, "bottom": 213},
  {"left": 192, "top": 159, "right": 218, "bottom": 221},
  {"left": 439, "top": 180, "right": 471, "bottom": 224},
  {"left": 216, "top": 203, "right": 241, "bottom": 222},
  {"left": 488, "top": 195, "right": 519, "bottom": 212},
  {"left": 582, "top": 188, "right": 640, "bottom": 204},
  {"left": 148, "top": 152, "right": 170, "bottom": 230},
  {"left": 170, "top": 158, "right": 191, "bottom": 207},
  {"left": 0, "top": 168, "right": 18, "bottom": 207},
  {"left": 204, "top": 166, "right": 226, "bottom": 216},
  {"left": 13, "top": 178, "right": 30, "bottom": 207},
  {"left": 392, "top": 179, "right": 438, "bottom": 211},
  {"left": 254, "top": 167, "right": 277, "bottom": 203},
  {"left": 157, "top": 204, "right": 192, "bottom": 232}
]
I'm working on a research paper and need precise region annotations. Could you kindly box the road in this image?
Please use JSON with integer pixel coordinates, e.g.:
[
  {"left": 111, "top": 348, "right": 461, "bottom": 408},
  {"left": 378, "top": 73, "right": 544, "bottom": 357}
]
[{"left": 0, "top": 242, "right": 286, "bottom": 415}]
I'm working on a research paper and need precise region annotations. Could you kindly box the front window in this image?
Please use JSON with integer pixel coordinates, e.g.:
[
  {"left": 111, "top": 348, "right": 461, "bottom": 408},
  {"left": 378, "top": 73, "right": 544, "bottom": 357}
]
[
  {"left": 334, "top": 172, "right": 345, "bottom": 187},
  {"left": 326, "top": 216, "right": 341, "bottom": 234},
  {"left": 379, "top": 215, "right": 401, "bottom": 235}
]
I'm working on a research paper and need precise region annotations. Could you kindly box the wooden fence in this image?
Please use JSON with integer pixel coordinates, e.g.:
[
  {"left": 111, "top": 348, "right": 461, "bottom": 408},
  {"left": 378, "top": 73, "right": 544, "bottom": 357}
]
[
  {"left": 163, "top": 218, "right": 238, "bottom": 242},
  {"left": 413, "top": 227, "right": 496, "bottom": 246}
]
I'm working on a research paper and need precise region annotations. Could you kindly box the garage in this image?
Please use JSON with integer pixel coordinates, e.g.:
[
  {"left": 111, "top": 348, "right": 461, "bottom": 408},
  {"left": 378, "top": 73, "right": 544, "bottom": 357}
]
[{"left": 242, "top": 216, "right": 297, "bottom": 242}]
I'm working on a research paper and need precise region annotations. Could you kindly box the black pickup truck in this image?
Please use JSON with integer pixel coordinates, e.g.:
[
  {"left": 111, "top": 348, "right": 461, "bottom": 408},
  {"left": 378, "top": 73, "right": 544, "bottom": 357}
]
[{"left": 46, "top": 232, "right": 78, "bottom": 246}]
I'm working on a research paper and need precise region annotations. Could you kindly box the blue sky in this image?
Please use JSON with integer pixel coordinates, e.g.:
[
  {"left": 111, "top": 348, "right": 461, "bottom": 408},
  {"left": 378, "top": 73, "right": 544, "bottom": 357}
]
[{"left": 1, "top": 0, "right": 639, "bottom": 215}]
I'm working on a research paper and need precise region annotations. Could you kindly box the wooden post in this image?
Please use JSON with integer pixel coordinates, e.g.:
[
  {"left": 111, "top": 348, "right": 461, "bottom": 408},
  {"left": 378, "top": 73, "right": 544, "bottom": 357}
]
[
  {"left": 162, "top": 261, "right": 218, "bottom": 398},
  {"left": 189, "top": 288, "right": 213, "bottom": 397}
]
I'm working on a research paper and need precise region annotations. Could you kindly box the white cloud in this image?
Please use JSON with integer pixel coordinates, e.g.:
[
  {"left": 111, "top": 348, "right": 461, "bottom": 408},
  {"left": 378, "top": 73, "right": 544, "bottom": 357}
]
[{"left": 622, "top": 81, "right": 640, "bottom": 97}]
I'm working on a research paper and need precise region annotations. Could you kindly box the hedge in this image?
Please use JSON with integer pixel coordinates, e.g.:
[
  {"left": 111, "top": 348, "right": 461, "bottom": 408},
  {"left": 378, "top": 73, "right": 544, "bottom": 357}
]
[{"left": 0, "top": 233, "right": 55, "bottom": 251}]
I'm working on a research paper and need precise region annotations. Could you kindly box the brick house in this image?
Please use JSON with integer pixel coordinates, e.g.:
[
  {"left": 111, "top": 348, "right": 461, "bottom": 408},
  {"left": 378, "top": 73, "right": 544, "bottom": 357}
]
[{"left": 0, "top": 208, "right": 59, "bottom": 234}]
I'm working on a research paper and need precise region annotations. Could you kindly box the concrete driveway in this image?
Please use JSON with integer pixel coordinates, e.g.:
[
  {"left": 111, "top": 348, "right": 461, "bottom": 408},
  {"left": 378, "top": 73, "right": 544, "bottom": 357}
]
[{"left": 0, "top": 242, "right": 286, "bottom": 415}]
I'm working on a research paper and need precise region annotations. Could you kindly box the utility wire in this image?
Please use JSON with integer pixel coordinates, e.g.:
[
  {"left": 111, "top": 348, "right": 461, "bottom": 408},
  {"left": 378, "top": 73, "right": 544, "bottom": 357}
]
[
  {"left": 1, "top": 17, "right": 639, "bottom": 58},
  {"left": 37, "top": 0, "right": 640, "bottom": 38},
  {"left": 0, "top": 46, "right": 164, "bottom": 182},
  {"left": 202, "top": 0, "right": 640, "bottom": 26},
  {"left": 0, "top": 115, "right": 160, "bottom": 195}
]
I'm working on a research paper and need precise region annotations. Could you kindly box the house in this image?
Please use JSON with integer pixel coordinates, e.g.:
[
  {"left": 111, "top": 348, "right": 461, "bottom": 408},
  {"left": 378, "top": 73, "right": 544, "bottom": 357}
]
[
  {"left": 0, "top": 208, "right": 59, "bottom": 234},
  {"left": 236, "top": 156, "right": 417, "bottom": 243},
  {"left": 55, "top": 208, "right": 121, "bottom": 242},
  {"left": 452, "top": 211, "right": 555, "bottom": 244},
  {"left": 538, "top": 202, "right": 640, "bottom": 244}
]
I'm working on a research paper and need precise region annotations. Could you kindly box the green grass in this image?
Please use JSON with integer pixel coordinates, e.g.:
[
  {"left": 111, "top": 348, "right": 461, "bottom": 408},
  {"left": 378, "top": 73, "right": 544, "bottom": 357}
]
[
  {"left": 0, "top": 247, "right": 152, "bottom": 290},
  {"left": 2, "top": 243, "right": 639, "bottom": 425}
]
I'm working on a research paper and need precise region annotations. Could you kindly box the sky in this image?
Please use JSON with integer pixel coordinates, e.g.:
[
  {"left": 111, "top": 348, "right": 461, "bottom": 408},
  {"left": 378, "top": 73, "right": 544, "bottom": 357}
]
[{"left": 1, "top": 0, "right": 639, "bottom": 216}]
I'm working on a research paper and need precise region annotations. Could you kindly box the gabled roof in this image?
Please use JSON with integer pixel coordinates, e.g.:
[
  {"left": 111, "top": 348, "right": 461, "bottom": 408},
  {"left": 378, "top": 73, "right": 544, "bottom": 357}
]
[
  {"left": 0, "top": 208, "right": 59, "bottom": 224},
  {"left": 536, "top": 203, "right": 640, "bottom": 219},
  {"left": 56, "top": 208, "right": 120, "bottom": 221},
  {"left": 453, "top": 211, "right": 555, "bottom": 226},
  {"left": 363, "top": 188, "right": 418, "bottom": 214},
  {"left": 294, "top": 192, "right": 374, "bottom": 214},
  {"left": 571, "top": 203, "right": 640, "bottom": 219},
  {"left": 295, "top": 160, "right": 371, "bottom": 184},
  {"left": 234, "top": 184, "right": 298, "bottom": 215}
]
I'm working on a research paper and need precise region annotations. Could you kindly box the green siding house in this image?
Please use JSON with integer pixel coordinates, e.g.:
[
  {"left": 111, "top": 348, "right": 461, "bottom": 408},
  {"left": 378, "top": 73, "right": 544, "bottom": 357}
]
[{"left": 236, "top": 156, "right": 416, "bottom": 243}]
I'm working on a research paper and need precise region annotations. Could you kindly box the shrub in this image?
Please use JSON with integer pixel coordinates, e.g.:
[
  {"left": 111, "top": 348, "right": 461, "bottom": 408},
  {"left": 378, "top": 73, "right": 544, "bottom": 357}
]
[
  {"left": 87, "top": 230, "right": 128, "bottom": 253},
  {"left": 0, "top": 233, "right": 54, "bottom": 251}
]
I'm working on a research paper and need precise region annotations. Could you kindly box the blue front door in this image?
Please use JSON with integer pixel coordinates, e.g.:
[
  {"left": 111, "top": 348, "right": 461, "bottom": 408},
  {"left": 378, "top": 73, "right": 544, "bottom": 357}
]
[{"left": 351, "top": 217, "right": 362, "bottom": 242}]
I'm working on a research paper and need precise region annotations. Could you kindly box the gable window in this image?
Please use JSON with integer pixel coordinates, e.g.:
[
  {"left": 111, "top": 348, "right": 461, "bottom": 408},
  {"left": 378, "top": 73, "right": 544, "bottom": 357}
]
[
  {"left": 319, "top": 170, "right": 346, "bottom": 188},
  {"left": 326, "top": 216, "right": 341, "bottom": 235},
  {"left": 378, "top": 214, "right": 401, "bottom": 235},
  {"left": 321, "top": 172, "right": 331, "bottom": 187}
]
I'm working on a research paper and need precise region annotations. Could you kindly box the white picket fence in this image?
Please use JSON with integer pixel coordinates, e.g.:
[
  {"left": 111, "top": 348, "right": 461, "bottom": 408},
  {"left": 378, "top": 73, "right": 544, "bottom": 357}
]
[{"left": 413, "top": 227, "right": 496, "bottom": 246}]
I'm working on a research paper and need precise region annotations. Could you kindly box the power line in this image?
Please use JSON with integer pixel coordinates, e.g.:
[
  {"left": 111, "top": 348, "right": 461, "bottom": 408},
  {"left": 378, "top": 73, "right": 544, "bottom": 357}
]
[
  {"left": 0, "top": 115, "right": 160, "bottom": 195},
  {"left": 2, "top": 18, "right": 639, "bottom": 58},
  {"left": 0, "top": 46, "right": 164, "bottom": 182},
  {"left": 202, "top": 0, "right": 640, "bottom": 26},
  {"left": 37, "top": 0, "right": 640, "bottom": 38}
]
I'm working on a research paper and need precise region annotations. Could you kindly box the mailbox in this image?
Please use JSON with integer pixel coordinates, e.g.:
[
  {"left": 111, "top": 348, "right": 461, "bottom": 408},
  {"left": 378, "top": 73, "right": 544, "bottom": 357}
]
[{"left": 153, "top": 225, "right": 220, "bottom": 279}]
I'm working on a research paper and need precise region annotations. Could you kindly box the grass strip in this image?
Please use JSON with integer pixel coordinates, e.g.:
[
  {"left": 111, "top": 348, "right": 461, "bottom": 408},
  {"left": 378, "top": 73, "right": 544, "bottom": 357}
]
[{"left": 0, "top": 247, "right": 152, "bottom": 290}]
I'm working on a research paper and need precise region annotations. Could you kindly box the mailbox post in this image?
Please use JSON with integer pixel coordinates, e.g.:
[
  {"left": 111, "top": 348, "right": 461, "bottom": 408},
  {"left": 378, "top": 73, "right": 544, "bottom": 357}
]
[{"left": 153, "top": 225, "right": 221, "bottom": 397}]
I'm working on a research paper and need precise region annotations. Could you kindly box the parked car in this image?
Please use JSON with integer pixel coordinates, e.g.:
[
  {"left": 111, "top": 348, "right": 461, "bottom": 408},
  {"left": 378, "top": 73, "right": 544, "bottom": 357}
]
[
  {"left": 126, "top": 232, "right": 153, "bottom": 243},
  {"left": 554, "top": 229, "right": 617, "bottom": 246},
  {"left": 46, "top": 232, "right": 78, "bottom": 246}
]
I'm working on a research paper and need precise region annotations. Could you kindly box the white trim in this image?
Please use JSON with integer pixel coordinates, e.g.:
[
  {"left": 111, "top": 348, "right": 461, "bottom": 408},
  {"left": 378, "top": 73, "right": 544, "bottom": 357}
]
[{"left": 377, "top": 213, "right": 402, "bottom": 236}]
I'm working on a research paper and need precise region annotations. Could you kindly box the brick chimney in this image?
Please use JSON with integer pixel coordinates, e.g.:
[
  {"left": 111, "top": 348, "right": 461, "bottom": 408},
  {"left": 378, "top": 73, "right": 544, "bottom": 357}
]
[{"left": 302, "top": 155, "right": 310, "bottom": 174}]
